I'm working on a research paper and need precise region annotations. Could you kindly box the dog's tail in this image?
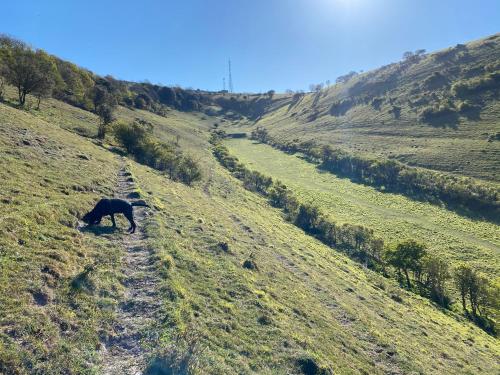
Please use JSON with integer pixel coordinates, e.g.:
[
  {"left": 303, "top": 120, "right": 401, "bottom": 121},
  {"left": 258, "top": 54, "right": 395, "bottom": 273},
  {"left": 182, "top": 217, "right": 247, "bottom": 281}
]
[{"left": 131, "top": 200, "right": 150, "bottom": 208}]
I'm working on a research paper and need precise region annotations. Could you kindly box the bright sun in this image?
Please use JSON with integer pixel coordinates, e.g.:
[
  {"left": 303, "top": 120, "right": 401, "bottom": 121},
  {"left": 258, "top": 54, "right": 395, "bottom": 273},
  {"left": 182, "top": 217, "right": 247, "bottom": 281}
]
[{"left": 325, "top": 0, "right": 363, "bottom": 9}]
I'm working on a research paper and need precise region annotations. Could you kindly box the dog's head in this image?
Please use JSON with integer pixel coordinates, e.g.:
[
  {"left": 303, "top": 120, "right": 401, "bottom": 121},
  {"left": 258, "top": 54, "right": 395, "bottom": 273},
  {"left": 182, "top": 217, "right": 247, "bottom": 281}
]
[{"left": 82, "top": 211, "right": 94, "bottom": 224}]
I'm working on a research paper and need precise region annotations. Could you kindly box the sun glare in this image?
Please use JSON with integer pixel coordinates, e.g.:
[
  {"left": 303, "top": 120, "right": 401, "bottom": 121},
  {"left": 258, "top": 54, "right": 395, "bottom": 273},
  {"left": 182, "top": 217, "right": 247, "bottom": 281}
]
[{"left": 326, "top": 0, "right": 363, "bottom": 9}]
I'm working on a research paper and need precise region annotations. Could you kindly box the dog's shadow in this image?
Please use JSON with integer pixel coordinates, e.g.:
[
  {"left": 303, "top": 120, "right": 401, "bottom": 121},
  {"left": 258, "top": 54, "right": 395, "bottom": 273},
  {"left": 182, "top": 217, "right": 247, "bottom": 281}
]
[{"left": 78, "top": 223, "right": 119, "bottom": 236}]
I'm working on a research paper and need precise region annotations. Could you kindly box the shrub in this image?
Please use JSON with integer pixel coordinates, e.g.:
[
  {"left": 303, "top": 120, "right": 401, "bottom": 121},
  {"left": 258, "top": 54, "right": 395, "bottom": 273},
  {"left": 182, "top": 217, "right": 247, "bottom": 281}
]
[
  {"left": 113, "top": 121, "right": 202, "bottom": 185},
  {"left": 385, "top": 240, "right": 426, "bottom": 289},
  {"left": 250, "top": 127, "right": 269, "bottom": 143},
  {"left": 421, "top": 256, "right": 451, "bottom": 307},
  {"left": 176, "top": 156, "right": 202, "bottom": 185},
  {"left": 451, "top": 71, "right": 500, "bottom": 98},
  {"left": 423, "top": 72, "right": 448, "bottom": 90},
  {"left": 419, "top": 103, "right": 457, "bottom": 123}
]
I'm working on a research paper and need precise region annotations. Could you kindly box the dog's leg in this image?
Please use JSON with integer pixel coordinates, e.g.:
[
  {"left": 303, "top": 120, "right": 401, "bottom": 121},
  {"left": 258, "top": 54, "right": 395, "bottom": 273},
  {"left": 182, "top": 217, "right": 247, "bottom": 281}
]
[
  {"left": 124, "top": 211, "right": 136, "bottom": 233},
  {"left": 110, "top": 214, "right": 116, "bottom": 227}
]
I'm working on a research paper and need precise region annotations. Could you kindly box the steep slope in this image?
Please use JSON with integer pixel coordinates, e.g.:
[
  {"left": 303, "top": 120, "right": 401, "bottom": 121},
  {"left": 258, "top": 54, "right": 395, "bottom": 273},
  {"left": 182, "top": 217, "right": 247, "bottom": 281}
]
[
  {"left": 0, "top": 100, "right": 124, "bottom": 373},
  {"left": 230, "top": 34, "right": 500, "bottom": 182},
  {"left": 1, "top": 95, "right": 499, "bottom": 374},
  {"left": 126, "top": 108, "right": 500, "bottom": 374}
]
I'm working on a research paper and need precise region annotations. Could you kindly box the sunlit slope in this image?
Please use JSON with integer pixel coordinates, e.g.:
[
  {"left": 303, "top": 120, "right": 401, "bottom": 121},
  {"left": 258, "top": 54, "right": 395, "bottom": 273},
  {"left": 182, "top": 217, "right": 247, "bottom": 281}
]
[
  {"left": 0, "top": 101, "right": 123, "bottom": 373},
  {"left": 129, "top": 110, "right": 500, "bottom": 374},
  {"left": 231, "top": 34, "right": 500, "bottom": 182},
  {"left": 0, "top": 94, "right": 499, "bottom": 374},
  {"left": 225, "top": 138, "right": 500, "bottom": 278}
]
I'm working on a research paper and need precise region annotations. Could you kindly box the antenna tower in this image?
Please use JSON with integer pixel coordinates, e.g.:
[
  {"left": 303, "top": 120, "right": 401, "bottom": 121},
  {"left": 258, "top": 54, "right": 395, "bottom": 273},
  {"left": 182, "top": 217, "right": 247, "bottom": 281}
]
[
  {"left": 228, "top": 59, "right": 234, "bottom": 93},
  {"left": 222, "top": 77, "right": 226, "bottom": 92}
]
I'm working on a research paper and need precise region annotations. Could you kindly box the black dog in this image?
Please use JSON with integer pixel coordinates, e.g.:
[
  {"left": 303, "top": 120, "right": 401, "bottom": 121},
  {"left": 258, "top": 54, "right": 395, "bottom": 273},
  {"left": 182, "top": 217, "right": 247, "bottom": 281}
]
[{"left": 82, "top": 198, "right": 149, "bottom": 233}]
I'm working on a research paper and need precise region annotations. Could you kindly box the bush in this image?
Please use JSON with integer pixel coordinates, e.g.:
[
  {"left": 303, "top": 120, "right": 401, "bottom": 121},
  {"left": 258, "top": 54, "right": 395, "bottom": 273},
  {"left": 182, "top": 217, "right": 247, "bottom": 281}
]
[
  {"left": 423, "top": 72, "right": 448, "bottom": 90},
  {"left": 114, "top": 121, "right": 202, "bottom": 185},
  {"left": 419, "top": 104, "right": 457, "bottom": 123},
  {"left": 250, "top": 127, "right": 269, "bottom": 143},
  {"left": 452, "top": 71, "right": 500, "bottom": 98}
]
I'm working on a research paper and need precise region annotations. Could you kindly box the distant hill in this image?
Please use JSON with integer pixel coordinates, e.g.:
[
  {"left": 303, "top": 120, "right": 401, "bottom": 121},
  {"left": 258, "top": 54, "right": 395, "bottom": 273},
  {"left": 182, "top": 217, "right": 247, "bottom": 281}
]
[{"left": 230, "top": 34, "right": 500, "bottom": 182}]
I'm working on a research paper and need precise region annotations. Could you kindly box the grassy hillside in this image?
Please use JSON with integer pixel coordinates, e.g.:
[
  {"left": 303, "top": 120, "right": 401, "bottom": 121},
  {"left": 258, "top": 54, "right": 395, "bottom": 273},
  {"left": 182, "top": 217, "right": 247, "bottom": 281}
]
[
  {"left": 1, "top": 90, "right": 499, "bottom": 374},
  {"left": 228, "top": 34, "right": 500, "bottom": 183},
  {"left": 0, "top": 99, "right": 123, "bottom": 372}
]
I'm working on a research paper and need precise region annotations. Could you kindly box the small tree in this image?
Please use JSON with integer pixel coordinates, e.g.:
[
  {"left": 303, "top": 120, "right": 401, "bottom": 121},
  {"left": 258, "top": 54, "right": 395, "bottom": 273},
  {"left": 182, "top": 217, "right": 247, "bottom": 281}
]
[
  {"left": 455, "top": 264, "right": 473, "bottom": 313},
  {"left": 454, "top": 264, "right": 494, "bottom": 319},
  {"left": 266, "top": 90, "right": 275, "bottom": 99},
  {"left": 386, "top": 240, "right": 427, "bottom": 288},
  {"left": 295, "top": 204, "right": 321, "bottom": 234},
  {"left": 33, "top": 75, "right": 54, "bottom": 110},
  {"left": 422, "top": 256, "right": 450, "bottom": 306},
  {"left": 403, "top": 51, "right": 414, "bottom": 61},
  {"left": 96, "top": 104, "right": 115, "bottom": 139},
  {"left": 4, "top": 47, "right": 55, "bottom": 107},
  {"left": 93, "top": 83, "right": 117, "bottom": 139}
]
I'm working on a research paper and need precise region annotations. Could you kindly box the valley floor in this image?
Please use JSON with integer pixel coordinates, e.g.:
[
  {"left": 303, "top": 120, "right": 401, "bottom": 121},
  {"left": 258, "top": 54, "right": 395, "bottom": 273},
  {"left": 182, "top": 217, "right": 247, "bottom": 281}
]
[{"left": 225, "top": 138, "right": 500, "bottom": 279}]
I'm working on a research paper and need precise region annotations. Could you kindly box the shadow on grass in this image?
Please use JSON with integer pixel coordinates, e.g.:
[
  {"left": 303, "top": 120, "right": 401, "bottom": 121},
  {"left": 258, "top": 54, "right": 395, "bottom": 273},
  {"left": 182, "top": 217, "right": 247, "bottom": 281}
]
[
  {"left": 315, "top": 164, "right": 500, "bottom": 224},
  {"left": 79, "top": 224, "right": 119, "bottom": 236}
]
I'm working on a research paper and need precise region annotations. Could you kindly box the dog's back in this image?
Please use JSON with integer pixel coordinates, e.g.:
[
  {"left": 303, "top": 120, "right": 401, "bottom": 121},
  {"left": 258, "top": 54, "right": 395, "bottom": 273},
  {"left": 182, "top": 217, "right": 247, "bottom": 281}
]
[
  {"left": 100, "top": 198, "right": 133, "bottom": 214},
  {"left": 83, "top": 198, "right": 147, "bottom": 233}
]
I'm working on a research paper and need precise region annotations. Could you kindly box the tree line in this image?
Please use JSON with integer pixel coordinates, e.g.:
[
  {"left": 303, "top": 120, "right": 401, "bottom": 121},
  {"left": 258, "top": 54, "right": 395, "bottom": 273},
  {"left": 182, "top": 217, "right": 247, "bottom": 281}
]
[
  {"left": 0, "top": 35, "right": 217, "bottom": 137},
  {"left": 212, "top": 132, "right": 498, "bottom": 335},
  {"left": 0, "top": 35, "right": 203, "bottom": 185},
  {"left": 250, "top": 127, "right": 499, "bottom": 223},
  {"left": 0, "top": 35, "right": 122, "bottom": 137}
]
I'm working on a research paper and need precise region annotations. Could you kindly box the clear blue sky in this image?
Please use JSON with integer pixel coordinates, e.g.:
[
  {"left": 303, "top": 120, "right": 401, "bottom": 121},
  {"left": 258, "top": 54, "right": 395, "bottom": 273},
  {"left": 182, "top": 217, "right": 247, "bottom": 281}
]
[{"left": 2, "top": 0, "right": 499, "bottom": 93}]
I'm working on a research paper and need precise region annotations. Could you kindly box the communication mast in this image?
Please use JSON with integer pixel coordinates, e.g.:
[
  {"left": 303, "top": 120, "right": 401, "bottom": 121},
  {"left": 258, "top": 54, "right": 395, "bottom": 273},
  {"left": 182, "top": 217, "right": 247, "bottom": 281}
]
[
  {"left": 228, "top": 59, "right": 234, "bottom": 93},
  {"left": 222, "top": 77, "right": 226, "bottom": 92}
]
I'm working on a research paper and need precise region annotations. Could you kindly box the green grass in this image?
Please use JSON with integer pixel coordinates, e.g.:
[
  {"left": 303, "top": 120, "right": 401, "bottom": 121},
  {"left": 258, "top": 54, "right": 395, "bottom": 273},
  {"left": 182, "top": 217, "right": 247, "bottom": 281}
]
[
  {"left": 0, "top": 100, "right": 124, "bottom": 373},
  {"left": 129, "top": 130, "right": 500, "bottom": 374},
  {"left": 1, "top": 90, "right": 499, "bottom": 374},
  {"left": 225, "top": 138, "right": 500, "bottom": 279}
]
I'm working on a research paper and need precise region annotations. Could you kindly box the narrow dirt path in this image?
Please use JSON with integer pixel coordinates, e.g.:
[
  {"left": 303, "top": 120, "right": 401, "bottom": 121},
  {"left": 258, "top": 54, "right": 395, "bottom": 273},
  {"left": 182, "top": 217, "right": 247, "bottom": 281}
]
[{"left": 100, "top": 161, "right": 162, "bottom": 374}]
